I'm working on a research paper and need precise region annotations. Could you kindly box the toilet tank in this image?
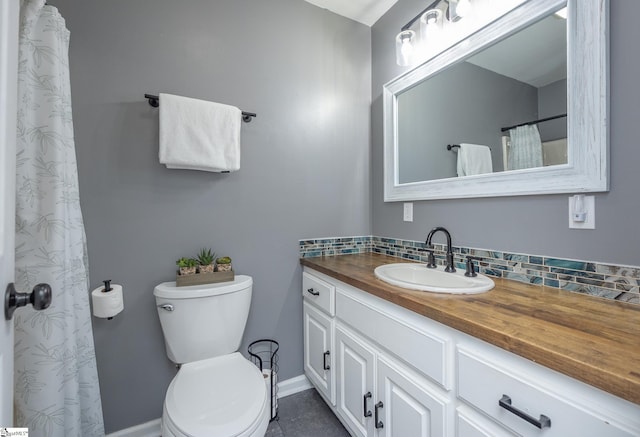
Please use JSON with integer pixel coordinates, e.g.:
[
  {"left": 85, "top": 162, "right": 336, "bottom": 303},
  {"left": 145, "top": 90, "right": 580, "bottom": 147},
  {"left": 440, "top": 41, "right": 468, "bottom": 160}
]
[{"left": 154, "top": 275, "right": 253, "bottom": 364}]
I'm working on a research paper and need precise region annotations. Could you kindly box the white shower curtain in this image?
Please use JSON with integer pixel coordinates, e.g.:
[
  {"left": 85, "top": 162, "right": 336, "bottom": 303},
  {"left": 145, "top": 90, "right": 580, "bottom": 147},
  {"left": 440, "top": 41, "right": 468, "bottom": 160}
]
[
  {"left": 508, "top": 124, "right": 543, "bottom": 171},
  {"left": 15, "top": 1, "right": 105, "bottom": 435}
]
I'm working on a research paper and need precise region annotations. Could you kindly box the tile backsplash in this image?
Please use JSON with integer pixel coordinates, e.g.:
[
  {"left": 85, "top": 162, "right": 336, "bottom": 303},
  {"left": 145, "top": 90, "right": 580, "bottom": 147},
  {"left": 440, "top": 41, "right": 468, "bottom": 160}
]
[{"left": 299, "top": 236, "right": 640, "bottom": 305}]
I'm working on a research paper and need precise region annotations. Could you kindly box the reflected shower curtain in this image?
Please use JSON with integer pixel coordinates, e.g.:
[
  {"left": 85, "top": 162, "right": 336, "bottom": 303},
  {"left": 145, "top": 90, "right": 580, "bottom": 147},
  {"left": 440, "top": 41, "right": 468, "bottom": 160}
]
[
  {"left": 15, "top": 1, "right": 105, "bottom": 435},
  {"left": 508, "top": 124, "right": 543, "bottom": 171}
]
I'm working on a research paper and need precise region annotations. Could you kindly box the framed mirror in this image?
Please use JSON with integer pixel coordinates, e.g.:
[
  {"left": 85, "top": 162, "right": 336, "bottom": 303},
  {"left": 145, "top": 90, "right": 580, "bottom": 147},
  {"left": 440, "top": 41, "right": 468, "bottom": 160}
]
[{"left": 383, "top": 0, "right": 609, "bottom": 201}]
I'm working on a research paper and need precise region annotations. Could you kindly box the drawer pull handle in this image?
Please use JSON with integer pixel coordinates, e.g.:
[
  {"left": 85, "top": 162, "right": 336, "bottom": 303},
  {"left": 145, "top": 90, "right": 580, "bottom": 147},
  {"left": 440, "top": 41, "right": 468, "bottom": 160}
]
[
  {"left": 307, "top": 288, "right": 320, "bottom": 296},
  {"left": 323, "top": 351, "right": 331, "bottom": 370},
  {"left": 374, "top": 401, "right": 384, "bottom": 429},
  {"left": 363, "top": 392, "right": 372, "bottom": 417},
  {"left": 499, "top": 394, "right": 551, "bottom": 429}
]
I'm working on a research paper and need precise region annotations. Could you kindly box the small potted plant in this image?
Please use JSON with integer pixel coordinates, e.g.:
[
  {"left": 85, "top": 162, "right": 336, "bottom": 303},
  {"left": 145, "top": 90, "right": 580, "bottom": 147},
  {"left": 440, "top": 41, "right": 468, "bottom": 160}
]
[
  {"left": 197, "top": 248, "right": 216, "bottom": 274},
  {"left": 216, "top": 256, "right": 232, "bottom": 272},
  {"left": 176, "top": 257, "right": 198, "bottom": 276}
]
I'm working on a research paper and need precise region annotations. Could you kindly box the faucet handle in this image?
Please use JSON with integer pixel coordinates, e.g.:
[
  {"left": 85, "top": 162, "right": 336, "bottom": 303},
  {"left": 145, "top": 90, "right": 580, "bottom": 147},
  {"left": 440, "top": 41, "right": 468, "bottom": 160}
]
[
  {"left": 426, "top": 250, "right": 437, "bottom": 269},
  {"left": 465, "top": 256, "right": 481, "bottom": 277}
]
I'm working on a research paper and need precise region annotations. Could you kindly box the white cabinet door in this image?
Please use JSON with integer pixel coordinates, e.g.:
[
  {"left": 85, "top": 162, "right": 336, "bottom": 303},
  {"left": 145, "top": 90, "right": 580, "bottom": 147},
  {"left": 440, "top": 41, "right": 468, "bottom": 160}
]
[
  {"left": 336, "top": 324, "right": 376, "bottom": 437},
  {"left": 303, "top": 301, "right": 335, "bottom": 405},
  {"left": 376, "top": 356, "right": 449, "bottom": 437}
]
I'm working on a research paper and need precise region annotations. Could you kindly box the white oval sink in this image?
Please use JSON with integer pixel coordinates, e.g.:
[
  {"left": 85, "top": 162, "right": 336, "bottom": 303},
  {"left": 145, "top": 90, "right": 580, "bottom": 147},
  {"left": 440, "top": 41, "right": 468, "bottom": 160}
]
[{"left": 374, "top": 263, "right": 494, "bottom": 294}]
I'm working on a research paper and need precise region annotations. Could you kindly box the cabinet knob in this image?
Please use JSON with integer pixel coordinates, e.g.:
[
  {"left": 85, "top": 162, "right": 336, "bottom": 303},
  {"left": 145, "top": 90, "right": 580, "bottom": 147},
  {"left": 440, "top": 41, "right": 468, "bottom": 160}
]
[{"left": 499, "top": 394, "right": 551, "bottom": 429}]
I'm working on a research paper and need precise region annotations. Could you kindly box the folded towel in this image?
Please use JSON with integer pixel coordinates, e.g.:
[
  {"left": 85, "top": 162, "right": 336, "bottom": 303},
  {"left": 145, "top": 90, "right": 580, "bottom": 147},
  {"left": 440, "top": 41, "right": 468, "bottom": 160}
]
[
  {"left": 456, "top": 143, "right": 493, "bottom": 177},
  {"left": 159, "top": 93, "right": 241, "bottom": 172}
]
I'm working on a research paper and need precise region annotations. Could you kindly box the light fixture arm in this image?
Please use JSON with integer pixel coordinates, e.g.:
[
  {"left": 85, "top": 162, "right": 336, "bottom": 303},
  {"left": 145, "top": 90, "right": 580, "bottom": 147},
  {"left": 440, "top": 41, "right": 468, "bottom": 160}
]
[{"left": 401, "top": 0, "right": 442, "bottom": 31}]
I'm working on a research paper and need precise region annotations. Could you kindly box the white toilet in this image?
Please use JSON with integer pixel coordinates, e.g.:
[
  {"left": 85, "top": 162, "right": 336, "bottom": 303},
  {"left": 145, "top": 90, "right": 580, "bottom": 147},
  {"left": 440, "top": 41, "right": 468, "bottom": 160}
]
[{"left": 154, "top": 275, "right": 269, "bottom": 437}]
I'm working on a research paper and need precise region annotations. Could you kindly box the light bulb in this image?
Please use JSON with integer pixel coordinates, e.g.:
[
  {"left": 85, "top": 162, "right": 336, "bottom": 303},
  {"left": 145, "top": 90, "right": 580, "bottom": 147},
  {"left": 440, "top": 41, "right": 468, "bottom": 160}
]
[
  {"left": 395, "top": 30, "right": 416, "bottom": 66},
  {"left": 401, "top": 38, "right": 414, "bottom": 61},
  {"left": 420, "top": 9, "right": 442, "bottom": 43}
]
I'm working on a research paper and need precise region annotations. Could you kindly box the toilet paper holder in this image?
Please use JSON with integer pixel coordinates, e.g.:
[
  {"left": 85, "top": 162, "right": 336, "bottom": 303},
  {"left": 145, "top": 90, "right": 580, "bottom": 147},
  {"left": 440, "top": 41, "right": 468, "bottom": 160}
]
[{"left": 248, "top": 339, "right": 279, "bottom": 422}]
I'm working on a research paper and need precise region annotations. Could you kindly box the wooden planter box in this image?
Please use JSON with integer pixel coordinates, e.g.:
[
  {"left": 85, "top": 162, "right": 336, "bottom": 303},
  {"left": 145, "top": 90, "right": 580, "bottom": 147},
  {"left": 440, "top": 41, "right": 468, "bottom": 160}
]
[{"left": 176, "top": 270, "right": 235, "bottom": 287}]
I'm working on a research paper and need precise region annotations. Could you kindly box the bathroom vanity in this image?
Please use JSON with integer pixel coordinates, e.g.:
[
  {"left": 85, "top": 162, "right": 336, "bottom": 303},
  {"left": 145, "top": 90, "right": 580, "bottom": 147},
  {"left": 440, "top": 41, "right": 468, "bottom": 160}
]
[{"left": 301, "top": 253, "right": 640, "bottom": 436}]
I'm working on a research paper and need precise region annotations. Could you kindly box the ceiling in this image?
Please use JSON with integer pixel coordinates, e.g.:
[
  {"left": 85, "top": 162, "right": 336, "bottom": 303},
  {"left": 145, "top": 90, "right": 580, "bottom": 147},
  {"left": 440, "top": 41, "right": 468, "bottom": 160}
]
[
  {"left": 303, "top": 0, "right": 398, "bottom": 26},
  {"left": 467, "top": 12, "right": 567, "bottom": 88}
]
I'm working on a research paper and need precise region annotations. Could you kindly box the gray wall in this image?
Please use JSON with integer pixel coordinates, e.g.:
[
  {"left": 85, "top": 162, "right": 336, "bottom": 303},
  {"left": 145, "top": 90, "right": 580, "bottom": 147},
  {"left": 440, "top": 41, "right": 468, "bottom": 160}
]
[
  {"left": 538, "top": 78, "right": 567, "bottom": 142},
  {"left": 398, "top": 61, "right": 537, "bottom": 182},
  {"left": 54, "top": 0, "right": 371, "bottom": 432},
  {"left": 372, "top": 0, "right": 640, "bottom": 266}
]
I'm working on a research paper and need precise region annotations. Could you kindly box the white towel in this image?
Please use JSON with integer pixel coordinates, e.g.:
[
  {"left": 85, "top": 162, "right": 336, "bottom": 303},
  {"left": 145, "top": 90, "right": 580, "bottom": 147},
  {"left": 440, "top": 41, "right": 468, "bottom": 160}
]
[
  {"left": 159, "top": 93, "right": 241, "bottom": 172},
  {"left": 456, "top": 143, "right": 493, "bottom": 177}
]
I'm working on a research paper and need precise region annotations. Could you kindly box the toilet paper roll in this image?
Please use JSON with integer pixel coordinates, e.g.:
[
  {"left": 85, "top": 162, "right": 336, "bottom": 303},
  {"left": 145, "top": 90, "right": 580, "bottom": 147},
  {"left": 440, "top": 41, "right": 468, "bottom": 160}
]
[
  {"left": 92, "top": 284, "right": 124, "bottom": 318},
  {"left": 262, "top": 369, "right": 278, "bottom": 417}
]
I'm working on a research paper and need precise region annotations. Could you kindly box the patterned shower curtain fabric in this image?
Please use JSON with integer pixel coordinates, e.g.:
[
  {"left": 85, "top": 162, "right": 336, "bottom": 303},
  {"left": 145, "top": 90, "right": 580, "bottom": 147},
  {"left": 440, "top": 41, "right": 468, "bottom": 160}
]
[
  {"left": 508, "top": 124, "right": 544, "bottom": 171},
  {"left": 15, "top": 1, "right": 105, "bottom": 435}
]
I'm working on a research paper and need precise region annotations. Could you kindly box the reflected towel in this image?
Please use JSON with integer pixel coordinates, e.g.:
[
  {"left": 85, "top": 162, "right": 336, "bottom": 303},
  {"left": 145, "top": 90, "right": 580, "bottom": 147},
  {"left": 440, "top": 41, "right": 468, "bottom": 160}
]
[
  {"left": 159, "top": 93, "right": 241, "bottom": 172},
  {"left": 456, "top": 143, "right": 493, "bottom": 176}
]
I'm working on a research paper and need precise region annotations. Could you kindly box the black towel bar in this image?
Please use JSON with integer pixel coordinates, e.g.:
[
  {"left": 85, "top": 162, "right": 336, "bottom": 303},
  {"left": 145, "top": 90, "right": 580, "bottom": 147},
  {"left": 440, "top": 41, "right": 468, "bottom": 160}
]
[{"left": 144, "top": 94, "right": 256, "bottom": 123}]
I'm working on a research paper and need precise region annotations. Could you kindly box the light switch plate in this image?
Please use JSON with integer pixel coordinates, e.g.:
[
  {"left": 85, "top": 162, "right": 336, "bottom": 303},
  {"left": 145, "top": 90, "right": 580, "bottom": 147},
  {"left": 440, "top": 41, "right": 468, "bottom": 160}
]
[{"left": 403, "top": 202, "right": 413, "bottom": 222}]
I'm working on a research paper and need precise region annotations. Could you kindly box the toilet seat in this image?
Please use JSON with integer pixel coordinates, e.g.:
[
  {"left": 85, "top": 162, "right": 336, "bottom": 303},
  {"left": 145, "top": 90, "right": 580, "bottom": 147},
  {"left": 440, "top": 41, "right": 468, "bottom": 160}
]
[{"left": 163, "top": 352, "right": 269, "bottom": 437}]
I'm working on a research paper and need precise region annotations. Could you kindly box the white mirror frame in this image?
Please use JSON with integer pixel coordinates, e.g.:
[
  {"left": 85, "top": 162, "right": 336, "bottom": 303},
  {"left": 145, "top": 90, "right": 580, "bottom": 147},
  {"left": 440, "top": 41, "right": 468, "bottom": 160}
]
[{"left": 383, "top": 0, "right": 609, "bottom": 201}]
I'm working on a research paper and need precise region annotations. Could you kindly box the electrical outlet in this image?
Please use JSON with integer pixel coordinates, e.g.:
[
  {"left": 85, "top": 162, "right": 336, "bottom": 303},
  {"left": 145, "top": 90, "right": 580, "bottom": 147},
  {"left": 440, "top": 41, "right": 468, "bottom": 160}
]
[
  {"left": 569, "top": 195, "right": 595, "bottom": 229},
  {"left": 403, "top": 202, "right": 413, "bottom": 222}
]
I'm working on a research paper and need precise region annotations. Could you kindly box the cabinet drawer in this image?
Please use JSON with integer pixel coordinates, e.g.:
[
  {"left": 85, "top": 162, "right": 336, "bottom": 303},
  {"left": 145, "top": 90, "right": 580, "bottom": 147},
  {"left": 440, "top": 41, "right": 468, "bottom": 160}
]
[
  {"left": 302, "top": 271, "right": 335, "bottom": 316},
  {"left": 337, "top": 290, "right": 448, "bottom": 388},
  {"left": 457, "top": 347, "right": 634, "bottom": 437}
]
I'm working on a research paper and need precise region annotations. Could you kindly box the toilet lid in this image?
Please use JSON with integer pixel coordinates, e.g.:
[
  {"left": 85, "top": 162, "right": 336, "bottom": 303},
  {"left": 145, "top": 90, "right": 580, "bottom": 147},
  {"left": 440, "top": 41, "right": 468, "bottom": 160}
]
[{"left": 165, "top": 352, "right": 267, "bottom": 437}]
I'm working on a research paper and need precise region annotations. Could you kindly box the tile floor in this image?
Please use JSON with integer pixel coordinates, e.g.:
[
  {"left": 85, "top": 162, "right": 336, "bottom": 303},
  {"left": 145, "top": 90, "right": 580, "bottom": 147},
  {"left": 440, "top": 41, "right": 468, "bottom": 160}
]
[{"left": 265, "top": 388, "right": 350, "bottom": 437}]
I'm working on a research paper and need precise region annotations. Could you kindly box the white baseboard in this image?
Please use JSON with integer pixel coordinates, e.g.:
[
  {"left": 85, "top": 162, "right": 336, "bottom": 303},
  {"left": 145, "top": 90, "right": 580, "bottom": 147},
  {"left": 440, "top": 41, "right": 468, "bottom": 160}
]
[
  {"left": 106, "top": 418, "right": 161, "bottom": 437},
  {"left": 106, "top": 374, "right": 311, "bottom": 437},
  {"left": 276, "top": 374, "right": 313, "bottom": 398}
]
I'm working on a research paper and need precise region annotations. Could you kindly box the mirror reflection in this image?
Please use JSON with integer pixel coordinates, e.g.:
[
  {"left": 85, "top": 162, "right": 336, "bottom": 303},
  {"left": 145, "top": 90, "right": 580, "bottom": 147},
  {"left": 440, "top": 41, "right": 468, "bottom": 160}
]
[{"left": 397, "top": 11, "right": 567, "bottom": 184}]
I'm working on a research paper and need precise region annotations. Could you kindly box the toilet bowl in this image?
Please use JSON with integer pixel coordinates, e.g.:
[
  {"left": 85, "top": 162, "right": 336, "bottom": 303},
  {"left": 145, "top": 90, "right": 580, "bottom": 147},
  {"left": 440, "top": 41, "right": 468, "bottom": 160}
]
[{"left": 161, "top": 353, "right": 269, "bottom": 437}]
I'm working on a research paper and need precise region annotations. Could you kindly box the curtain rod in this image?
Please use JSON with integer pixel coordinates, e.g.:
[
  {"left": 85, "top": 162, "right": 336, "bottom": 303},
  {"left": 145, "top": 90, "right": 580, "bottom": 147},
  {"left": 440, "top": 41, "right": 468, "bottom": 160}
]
[
  {"left": 501, "top": 113, "right": 567, "bottom": 132},
  {"left": 144, "top": 94, "right": 257, "bottom": 123}
]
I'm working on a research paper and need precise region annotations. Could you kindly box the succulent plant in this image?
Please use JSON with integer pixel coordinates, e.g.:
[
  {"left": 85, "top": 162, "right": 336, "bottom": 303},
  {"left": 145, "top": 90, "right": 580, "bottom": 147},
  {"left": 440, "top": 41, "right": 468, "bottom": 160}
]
[
  {"left": 216, "top": 256, "right": 232, "bottom": 264},
  {"left": 176, "top": 257, "right": 198, "bottom": 268},
  {"left": 197, "top": 248, "right": 216, "bottom": 266}
]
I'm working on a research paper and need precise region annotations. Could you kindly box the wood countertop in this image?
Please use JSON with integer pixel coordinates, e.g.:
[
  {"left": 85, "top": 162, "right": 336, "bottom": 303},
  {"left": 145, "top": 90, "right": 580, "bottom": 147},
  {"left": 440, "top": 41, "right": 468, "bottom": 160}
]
[{"left": 300, "top": 253, "right": 640, "bottom": 406}]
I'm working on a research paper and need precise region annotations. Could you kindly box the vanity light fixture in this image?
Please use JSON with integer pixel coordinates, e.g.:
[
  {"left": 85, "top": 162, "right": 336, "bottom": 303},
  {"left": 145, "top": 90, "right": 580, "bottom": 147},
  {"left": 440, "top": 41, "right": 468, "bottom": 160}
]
[
  {"left": 395, "top": 30, "right": 417, "bottom": 66},
  {"left": 419, "top": 9, "right": 443, "bottom": 43},
  {"left": 394, "top": 0, "right": 473, "bottom": 66}
]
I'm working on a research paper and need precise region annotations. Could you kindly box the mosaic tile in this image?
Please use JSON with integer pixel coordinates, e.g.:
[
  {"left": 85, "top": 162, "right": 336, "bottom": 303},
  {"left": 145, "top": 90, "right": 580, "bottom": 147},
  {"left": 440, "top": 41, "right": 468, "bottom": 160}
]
[
  {"left": 529, "top": 256, "right": 544, "bottom": 265},
  {"left": 549, "top": 268, "right": 604, "bottom": 279},
  {"left": 615, "top": 292, "right": 640, "bottom": 304},
  {"left": 575, "top": 277, "right": 608, "bottom": 287},
  {"left": 299, "top": 236, "right": 640, "bottom": 305},
  {"left": 503, "top": 271, "right": 540, "bottom": 284},
  {"left": 482, "top": 268, "right": 504, "bottom": 277},
  {"left": 504, "top": 253, "right": 529, "bottom": 262},
  {"left": 469, "top": 249, "right": 503, "bottom": 259},
  {"left": 521, "top": 263, "right": 549, "bottom": 272},
  {"left": 544, "top": 278, "right": 560, "bottom": 288},
  {"left": 596, "top": 264, "right": 640, "bottom": 277},
  {"left": 544, "top": 258, "right": 596, "bottom": 272}
]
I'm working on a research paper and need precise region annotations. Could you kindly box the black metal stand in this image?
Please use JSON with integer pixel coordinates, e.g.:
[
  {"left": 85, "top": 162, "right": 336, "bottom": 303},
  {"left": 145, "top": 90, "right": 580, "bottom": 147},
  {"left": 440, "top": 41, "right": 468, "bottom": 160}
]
[{"left": 248, "top": 339, "right": 279, "bottom": 421}]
